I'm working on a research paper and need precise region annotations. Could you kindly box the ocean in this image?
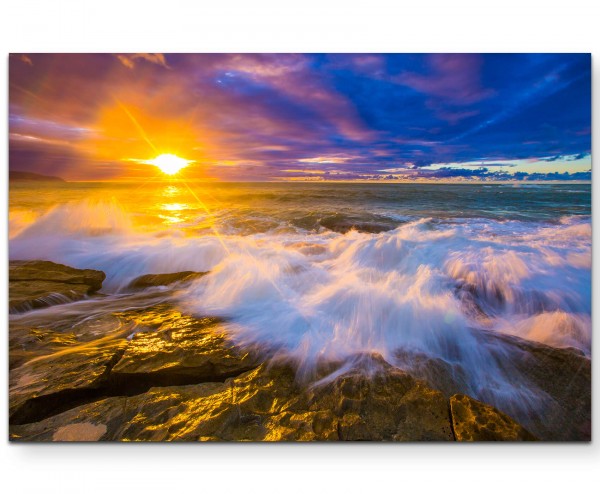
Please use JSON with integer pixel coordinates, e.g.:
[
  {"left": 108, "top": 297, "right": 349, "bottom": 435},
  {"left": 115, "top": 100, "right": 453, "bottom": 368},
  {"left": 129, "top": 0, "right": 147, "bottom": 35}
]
[{"left": 9, "top": 181, "right": 592, "bottom": 430}]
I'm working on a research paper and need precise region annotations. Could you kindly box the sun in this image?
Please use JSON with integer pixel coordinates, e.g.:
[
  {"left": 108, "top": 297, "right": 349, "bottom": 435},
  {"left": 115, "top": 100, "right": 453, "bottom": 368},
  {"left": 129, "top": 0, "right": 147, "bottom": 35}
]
[{"left": 148, "top": 154, "right": 192, "bottom": 175}]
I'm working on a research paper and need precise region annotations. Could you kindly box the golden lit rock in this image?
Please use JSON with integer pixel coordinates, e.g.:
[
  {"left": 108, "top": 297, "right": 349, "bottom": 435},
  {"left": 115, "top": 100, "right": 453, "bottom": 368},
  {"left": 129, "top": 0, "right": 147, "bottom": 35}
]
[
  {"left": 9, "top": 260, "right": 105, "bottom": 313},
  {"left": 450, "top": 394, "right": 537, "bottom": 441}
]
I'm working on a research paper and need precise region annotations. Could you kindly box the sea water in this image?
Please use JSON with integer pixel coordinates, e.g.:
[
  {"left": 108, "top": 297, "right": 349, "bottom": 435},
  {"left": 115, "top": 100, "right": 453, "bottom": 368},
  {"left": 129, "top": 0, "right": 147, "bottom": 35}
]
[{"left": 9, "top": 181, "right": 592, "bottom": 426}]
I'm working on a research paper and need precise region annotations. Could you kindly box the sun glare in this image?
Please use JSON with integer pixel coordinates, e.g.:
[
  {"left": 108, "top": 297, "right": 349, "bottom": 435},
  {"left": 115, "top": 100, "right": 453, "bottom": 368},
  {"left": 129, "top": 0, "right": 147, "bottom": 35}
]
[{"left": 148, "top": 154, "right": 192, "bottom": 175}]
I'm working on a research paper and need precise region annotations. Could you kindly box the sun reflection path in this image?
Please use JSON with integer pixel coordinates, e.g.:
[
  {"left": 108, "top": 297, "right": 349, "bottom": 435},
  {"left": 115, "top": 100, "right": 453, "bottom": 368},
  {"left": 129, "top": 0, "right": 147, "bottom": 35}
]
[
  {"left": 116, "top": 100, "right": 314, "bottom": 330},
  {"left": 158, "top": 202, "right": 189, "bottom": 225},
  {"left": 179, "top": 179, "right": 231, "bottom": 255}
]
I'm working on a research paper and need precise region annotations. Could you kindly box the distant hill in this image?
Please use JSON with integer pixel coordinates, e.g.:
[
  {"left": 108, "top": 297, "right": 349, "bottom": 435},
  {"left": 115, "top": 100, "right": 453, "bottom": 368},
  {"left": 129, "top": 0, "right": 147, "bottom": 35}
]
[{"left": 9, "top": 171, "right": 65, "bottom": 182}]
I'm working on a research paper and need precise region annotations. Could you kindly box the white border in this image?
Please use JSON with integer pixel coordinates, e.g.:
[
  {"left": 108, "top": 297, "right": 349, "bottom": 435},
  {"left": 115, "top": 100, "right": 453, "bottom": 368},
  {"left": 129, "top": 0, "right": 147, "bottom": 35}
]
[{"left": 1, "top": 1, "right": 599, "bottom": 492}]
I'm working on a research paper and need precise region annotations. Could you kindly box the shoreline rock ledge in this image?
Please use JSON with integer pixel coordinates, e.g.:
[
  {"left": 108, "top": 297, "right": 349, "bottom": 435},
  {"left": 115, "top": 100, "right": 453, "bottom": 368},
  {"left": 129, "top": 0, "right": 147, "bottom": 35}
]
[
  {"left": 9, "top": 260, "right": 105, "bottom": 313},
  {"left": 126, "top": 271, "right": 208, "bottom": 290},
  {"left": 10, "top": 356, "right": 538, "bottom": 442},
  {"left": 8, "top": 259, "right": 587, "bottom": 442}
]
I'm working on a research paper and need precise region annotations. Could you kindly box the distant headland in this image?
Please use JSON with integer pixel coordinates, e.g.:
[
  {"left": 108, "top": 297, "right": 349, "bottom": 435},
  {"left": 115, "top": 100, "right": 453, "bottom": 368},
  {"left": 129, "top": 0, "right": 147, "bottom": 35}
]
[{"left": 9, "top": 171, "right": 65, "bottom": 182}]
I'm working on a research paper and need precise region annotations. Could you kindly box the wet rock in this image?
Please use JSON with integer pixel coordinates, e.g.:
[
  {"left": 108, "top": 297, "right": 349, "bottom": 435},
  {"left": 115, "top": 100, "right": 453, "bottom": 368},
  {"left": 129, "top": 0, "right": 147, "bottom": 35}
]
[
  {"left": 450, "top": 394, "right": 537, "bottom": 441},
  {"left": 394, "top": 349, "right": 471, "bottom": 398},
  {"left": 9, "top": 326, "right": 80, "bottom": 370},
  {"left": 10, "top": 260, "right": 105, "bottom": 290},
  {"left": 9, "top": 302, "right": 260, "bottom": 428},
  {"left": 9, "top": 260, "right": 105, "bottom": 313},
  {"left": 9, "top": 339, "right": 128, "bottom": 424},
  {"left": 503, "top": 336, "right": 591, "bottom": 441},
  {"left": 11, "top": 355, "right": 456, "bottom": 442},
  {"left": 306, "top": 356, "right": 454, "bottom": 441},
  {"left": 8, "top": 277, "right": 588, "bottom": 442},
  {"left": 127, "top": 271, "right": 207, "bottom": 290},
  {"left": 110, "top": 308, "right": 257, "bottom": 385},
  {"left": 9, "top": 304, "right": 135, "bottom": 371},
  {"left": 321, "top": 219, "right": 392, "bottom": 234},
  {"left": 10, "top": 281, "right": 94, "bottom": 313},
  {"left": 467, "top": 332, "right": 591, "bottom": 441},
  {"left": 10, "top": 396, "right": 131, "bottom": 441},
  {"left": 396, "top": 332, "right": 591, "bottom": 441}
]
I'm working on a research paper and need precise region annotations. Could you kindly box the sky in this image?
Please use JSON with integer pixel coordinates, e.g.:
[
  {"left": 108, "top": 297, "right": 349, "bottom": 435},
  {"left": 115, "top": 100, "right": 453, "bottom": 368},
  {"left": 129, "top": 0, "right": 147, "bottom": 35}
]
[{"left": 9, "top": 53, "right": 591, "bottom": 182}]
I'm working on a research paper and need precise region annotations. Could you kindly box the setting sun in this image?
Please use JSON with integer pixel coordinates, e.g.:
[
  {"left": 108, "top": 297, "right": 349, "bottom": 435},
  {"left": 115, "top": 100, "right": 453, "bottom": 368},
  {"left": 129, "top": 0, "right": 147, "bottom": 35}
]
[{"left": 148, "top": 154, "right": 191, "bottom": 175}]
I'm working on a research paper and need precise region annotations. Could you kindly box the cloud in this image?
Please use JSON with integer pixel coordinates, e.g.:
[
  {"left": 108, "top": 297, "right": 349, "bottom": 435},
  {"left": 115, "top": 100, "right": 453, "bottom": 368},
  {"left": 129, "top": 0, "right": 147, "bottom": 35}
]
[
  {"left": 395, "top": 54, "right": 494, "bottom": 106},
  {"left": 427, "top": 159, "right": 519, "bottom": 168},
  {"left": 116, "top": 55, "right": 135, "bottom": 69},
  {"left": 408, "top": 167, "right": 591, "bottom": 182},
  {"left": 116, "top": 53, "right": 170, "bottom": 69},
  {"left": 20, "top": 55, "right": 33, "bottom": 66},
  {"left": 7, "top": 54, "right": 591, "bottom": 181},
  {"left": 298, "top": 156, "right": 354, "bottom": 164},
  {"left": 219, "top": 54, "right": 374, "bottom": 142},
  {"left": 540, "top": 152, "right": 591, "bottom": 162},
  {"left": 433, "top": 108, "right": 479, "bottom": 125}
]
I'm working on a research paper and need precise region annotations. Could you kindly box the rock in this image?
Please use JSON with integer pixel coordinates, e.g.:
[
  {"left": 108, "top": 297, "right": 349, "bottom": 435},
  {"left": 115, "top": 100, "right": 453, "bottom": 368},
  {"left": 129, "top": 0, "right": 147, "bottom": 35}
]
[
  {"left": 485, "top": 333, "right": 591, "bottom": 441},
  {"left": 9, "top": 338, "right": 128, "bottom": 424},
  {"left": 397, "top": 332, "right": 591, "bottom": 441},
  {"left": 9, "top": 306, "right": 132, "bottom": 371},
  {"left": 127, "top": 271, "right": 208, "bottom": 290},
  {"left": 52, "top": 423, "right": 108, "bottom": 441},
  {"left": 10, "top": 281, "right": 93, "bottom": 313},
  {"left": 450, "top": 394, "right": 537, "bottom": 441},
  {"left": 9, "top": 260, "right": 105, "bottom": 313},
  {"left": 321, "top": 220, "right": 392, "bottom": 234},
  {"left": 304, "top": 356, "right": 454, "bottom": 441},
  {"left": 109, "top": 305, "right": 257, "bottom": 385},
  {"left": 10, "top": 260, "right": 105, "bottom": 289},
  {"left": 8, "top": 272, "right": 589, "bottom": 442},
  {"left": 10, "top": 355, "right": 456, "bottom": 442},
  {"left": 9, "top": 326, "right": 80, "bottom": 370},
  {"left": 394, "top": 349, "right": 471, "bottom": 398},
  {"left": 10, "top": 397, "right": 132, "bottom": 441},
  {"left": 8, "top": 302, "right": 259, "bottom": 428}
]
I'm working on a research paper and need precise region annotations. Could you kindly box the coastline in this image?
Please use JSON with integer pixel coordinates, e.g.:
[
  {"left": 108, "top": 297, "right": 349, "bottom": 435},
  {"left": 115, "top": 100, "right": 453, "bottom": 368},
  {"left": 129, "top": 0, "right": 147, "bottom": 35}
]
[{"left": 8, "top": 260, "right": 591, "bottom": 442}]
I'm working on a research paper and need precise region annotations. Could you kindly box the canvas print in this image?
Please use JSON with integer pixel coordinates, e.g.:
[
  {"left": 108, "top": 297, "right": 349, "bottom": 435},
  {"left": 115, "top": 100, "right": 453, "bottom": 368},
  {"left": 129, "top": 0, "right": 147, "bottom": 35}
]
[{"left": 8, "top": 53, "right": 591, "bottom": 442}]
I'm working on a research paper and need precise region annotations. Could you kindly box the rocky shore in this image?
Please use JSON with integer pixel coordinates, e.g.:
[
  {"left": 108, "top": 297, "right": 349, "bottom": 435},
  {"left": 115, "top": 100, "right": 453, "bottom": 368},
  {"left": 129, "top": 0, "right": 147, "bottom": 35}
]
[
  {"left": 9, "top": 260, "right": 105, "bottom": 313},
  {"left": 8, "top": 260, "right": 591, "bottom": 441}
]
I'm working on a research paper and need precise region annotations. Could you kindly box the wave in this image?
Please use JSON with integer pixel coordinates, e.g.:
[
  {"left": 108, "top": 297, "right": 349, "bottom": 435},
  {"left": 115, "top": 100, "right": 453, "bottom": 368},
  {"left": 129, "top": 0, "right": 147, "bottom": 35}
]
[
  {"left": 9, "top": 209, "right": 38, "bottom": 239},
  {"left": 9, "top": 198, "right": 592, "bottom": 423}
]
